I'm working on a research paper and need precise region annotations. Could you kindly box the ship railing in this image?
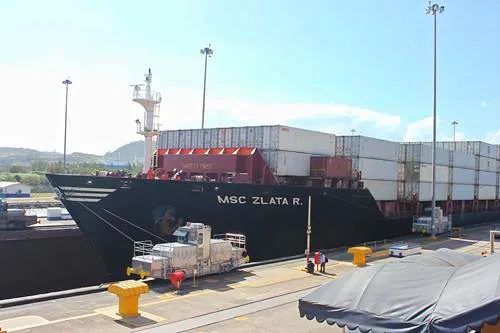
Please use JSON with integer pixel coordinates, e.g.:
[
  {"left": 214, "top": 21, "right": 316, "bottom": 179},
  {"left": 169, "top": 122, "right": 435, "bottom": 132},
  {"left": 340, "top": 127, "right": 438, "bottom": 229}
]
[
  {"left": 134, "top": 240, "right": 154, "bottom": 256},
  {"left": 214, "top": 233, "right": 246, "bottom": 249},
  {"left": 133, "top": 89, "right": 162, "bottom": 103}
]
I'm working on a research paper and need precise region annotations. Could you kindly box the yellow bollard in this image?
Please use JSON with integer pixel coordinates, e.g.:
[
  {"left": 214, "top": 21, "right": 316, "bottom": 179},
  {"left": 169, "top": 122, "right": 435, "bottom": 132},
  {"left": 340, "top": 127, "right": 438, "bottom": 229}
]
[
  {"left": 108, "top": 280, "right": 149, "bottom": 318},
  {"left": 347, "top": 247, "right": 372, "bottom": 267}
]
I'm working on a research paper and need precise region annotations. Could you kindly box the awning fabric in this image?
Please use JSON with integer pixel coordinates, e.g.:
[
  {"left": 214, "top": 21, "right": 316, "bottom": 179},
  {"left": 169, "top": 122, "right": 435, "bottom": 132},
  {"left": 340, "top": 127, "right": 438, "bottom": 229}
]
[{"left": 298, "top": 249, "right": 500, "bottom": 333}]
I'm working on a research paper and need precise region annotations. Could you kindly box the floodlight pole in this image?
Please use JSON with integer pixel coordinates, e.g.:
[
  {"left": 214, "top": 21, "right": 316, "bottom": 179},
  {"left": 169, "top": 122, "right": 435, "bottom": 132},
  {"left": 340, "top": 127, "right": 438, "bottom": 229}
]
[
  {"left": 426, "top": 1, "right": 445, "bottom": 240},
  {"left": 452, "top": 121, "right": 458, "bottom": 142},
  {"left": 200, "top": 44, "right": 214, "bottom": 130},
  {"left": 62, "top": 78, "right": 72, "bottom": 171}
]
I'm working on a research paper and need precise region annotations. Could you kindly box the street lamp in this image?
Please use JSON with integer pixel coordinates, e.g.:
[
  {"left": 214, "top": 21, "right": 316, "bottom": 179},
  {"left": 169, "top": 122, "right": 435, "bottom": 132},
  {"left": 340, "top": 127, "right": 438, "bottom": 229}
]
[
  {"left": 426, "top": 1, "right": 444, "bottom": 239},
  {"left": 452, "top": 121, "right": 458, "bottom": 142},
  {"left": 200, "top": 44, "right": 214, "bottom": 130},
  {"left": 62, "top": 78, "right": 72, "bottom": 171}
]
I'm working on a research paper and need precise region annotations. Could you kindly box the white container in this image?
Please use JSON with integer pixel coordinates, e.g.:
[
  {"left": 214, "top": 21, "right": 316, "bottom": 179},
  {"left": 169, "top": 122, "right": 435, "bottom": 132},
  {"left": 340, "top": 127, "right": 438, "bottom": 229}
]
[
  {"left": 402, "top": 144, "right": 450, "bottom": 165},
  {"left": 158, "top": 125, "right": 335, "bottom": 155},
  {"left": 479, "top": 157, "right": 497, "bottom": 172},
  {"left": 451, "top": 167, "right": 475, "bottom": 184},
  {"left": 417, "top": 182, "right": 448, "bottom": 201},
  {"left": 425, "top": 141, "right": 496, "bottom": 157},
  {"left": 276, "top": 150, "right": 313, "bottom": 176},
  {"left": 480, "top": 142, "right": 497, "bottom": 158},
  {"left": 277, "top": 126, "right": 335, "bottom": 155},
  {"left": 352, "top": 158, "right": 399, "bottom": 181},
  {"left": 451, "top": 184, "right": 474, "bottom": 200},
  {"left": 46, "top": 207, "right": 62, "bottom": 219},
  {"left": 263, "top": 150, "right": 317, "bottom": 176},
  {"left": 479, "top": 171, "right": 497, "bottom": 185},
  {"left": 419, "top": 164, "right": 449, "bottom": 183},
  {"left": 478, "top": 185, "right": 496, "bottom": 200},
  {"left": 335, "top": 136, "right": 399, "bottom": 161},
  {"left": 363, "top": 180, "right": 398, "bottom": 201},
  {"left": 451, "top": 151, "right": 476, "bottom": 169}
]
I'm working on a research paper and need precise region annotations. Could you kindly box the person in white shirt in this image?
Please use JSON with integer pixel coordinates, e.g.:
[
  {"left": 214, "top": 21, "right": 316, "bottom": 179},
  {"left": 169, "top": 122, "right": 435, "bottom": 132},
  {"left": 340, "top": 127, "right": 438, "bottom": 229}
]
[{"left": 319, "top": 253, "right": 326, "bottom": 273}]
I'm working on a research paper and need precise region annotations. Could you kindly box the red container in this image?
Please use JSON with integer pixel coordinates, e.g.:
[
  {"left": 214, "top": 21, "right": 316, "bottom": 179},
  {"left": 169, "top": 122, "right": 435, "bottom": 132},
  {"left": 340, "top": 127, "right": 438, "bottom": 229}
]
[
  {"left": 310, "top": 156, "right": 352, "bottom": 178},
  {"left": 155, "top": 147, "right": 278, "bottom": 185},
  {"left": 160, "top": 154, "right": 239, "bottom": 174}
]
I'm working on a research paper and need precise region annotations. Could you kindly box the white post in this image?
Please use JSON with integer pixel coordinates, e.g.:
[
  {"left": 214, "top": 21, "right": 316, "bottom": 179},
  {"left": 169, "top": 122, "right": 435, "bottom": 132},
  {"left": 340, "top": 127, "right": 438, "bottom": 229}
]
[
  {"left": 306, "top": 196, "right": 312, "bottom": 264},
  {"left": 490, "top": 231, "right": 496, "bottom": 254}
]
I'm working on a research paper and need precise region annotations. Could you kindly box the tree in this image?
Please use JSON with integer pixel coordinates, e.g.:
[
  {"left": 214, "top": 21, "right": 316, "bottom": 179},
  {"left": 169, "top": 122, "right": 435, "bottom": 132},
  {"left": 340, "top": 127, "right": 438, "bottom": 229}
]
[
  {"left": 9, "top": 165, "right": 24, "bottom": 173},
  {"left": 14, "top": 174, "right": 21, "bottom": 182}
]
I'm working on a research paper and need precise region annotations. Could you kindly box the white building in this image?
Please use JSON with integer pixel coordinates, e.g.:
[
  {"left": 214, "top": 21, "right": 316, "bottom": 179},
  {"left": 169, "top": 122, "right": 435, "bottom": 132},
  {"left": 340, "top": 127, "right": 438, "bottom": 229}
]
[{"left": 0, "top": 182, "right": 32, "bottom": 198}]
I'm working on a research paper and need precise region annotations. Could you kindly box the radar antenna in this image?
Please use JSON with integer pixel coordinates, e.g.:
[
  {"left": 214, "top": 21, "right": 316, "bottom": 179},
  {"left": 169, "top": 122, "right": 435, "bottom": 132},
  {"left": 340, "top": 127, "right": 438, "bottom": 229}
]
[{"left": 131, "top": 68, "right": 162, "bottom": 173}]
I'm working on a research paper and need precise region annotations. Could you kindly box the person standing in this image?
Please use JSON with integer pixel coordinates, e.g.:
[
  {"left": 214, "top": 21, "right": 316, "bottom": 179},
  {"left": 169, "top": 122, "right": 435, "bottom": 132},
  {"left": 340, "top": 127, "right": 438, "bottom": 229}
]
[{"left": 320, "top": 252, "right": 326, "bottom": 273}]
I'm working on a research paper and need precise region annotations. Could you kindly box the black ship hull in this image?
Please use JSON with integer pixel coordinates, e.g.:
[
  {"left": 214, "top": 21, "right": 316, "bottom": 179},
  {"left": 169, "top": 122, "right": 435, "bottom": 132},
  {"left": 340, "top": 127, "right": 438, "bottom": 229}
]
[{"left": 46, "top": 173, "right": 412, "bottom": 280}]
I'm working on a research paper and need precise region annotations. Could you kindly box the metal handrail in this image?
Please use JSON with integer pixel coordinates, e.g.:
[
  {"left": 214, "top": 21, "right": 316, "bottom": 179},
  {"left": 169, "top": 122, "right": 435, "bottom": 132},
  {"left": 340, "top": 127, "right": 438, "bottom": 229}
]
[
  {"left": 133, "top": 90, "right": 162, "bottom": 103},
  {"left": 214, "top": 233, "right": 246, "bottom": 248},
  {"left": 134, "top": 240, "right": 153, "bottom": 256}
]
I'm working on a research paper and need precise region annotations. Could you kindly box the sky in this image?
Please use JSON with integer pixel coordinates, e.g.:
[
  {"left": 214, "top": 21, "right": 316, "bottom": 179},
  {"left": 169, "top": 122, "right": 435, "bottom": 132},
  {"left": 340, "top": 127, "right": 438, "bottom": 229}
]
[{"left": 1, "top": 0, "right": 499, "bottom": 155}]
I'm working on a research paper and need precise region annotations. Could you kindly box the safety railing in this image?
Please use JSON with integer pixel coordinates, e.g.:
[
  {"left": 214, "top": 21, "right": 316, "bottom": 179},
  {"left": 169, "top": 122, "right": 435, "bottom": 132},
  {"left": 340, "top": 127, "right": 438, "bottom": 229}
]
[
  {"left": 214, "top": 233, "right": 246, "bottom": 249},
  {"left": 132, "top": 89, "right": 162, "bottom": 103},
  {"left": 134, "top": 240, "right": 153, "bottom": 256}
]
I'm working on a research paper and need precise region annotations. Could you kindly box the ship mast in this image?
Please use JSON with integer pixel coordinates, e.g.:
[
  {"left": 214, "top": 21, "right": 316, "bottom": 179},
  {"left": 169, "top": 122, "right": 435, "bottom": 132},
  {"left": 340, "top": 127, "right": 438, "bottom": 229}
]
[{"left": 131, "top": 68, "right": 162, "bottom": 173}]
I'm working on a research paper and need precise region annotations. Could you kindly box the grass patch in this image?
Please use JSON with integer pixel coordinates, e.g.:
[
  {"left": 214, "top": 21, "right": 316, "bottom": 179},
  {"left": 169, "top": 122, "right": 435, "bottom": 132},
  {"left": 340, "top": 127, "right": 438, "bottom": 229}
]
[{"left": 31, "top": 192, "right": 55, "bottom": 198}]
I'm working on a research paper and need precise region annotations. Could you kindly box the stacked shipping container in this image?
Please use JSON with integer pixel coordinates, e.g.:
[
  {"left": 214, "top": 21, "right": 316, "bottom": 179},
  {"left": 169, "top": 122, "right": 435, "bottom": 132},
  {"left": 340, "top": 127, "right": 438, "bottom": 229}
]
[
  {"left": 157, "top": 125, "right": 499, "bottom": 203},
  {"left": 158, "top": 125, "right": 336, "bottom": 177},
  {"left": 407, "top": 141, "right": 500, "bottom": 201},
  {"left": 335, "top": 136, "right": 401, "bottom": 200}
]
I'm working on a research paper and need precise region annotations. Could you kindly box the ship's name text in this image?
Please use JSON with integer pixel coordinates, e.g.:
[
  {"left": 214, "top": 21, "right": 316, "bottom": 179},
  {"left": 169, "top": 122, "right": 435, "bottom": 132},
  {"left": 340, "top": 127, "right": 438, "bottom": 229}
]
[{"left": 217, "top": 195, "right": 302, "bottom": 206}]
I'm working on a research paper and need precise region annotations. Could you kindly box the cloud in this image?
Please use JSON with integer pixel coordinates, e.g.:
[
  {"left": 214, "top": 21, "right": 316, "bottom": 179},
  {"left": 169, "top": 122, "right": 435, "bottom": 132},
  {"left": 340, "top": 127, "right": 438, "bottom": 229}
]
[
  {"left": 403, "top": 117, "right": 465, "bottom": 142},
  {"left": 0, "top": 62, "right": 139, "bottom": 155},
  {"left": 484, "top": 129, "right": 500, "bottom": 144},
  {"left": 0, "top": 63, "right": 401, "bottom": 155},
  {"left": 162, "top": 89, "right": 401, "bottom": 131},
  {"left": 481, "top": 101, "right": 488, "bottom": 108},
  {"left": 403, "top": 117, "right": 433, "bottom": 142}
]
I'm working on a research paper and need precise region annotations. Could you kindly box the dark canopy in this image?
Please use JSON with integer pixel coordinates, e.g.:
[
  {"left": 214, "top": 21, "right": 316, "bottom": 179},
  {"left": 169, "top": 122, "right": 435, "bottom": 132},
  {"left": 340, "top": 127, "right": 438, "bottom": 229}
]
[{"left": 299, "top": 249, "right": 500, "bottom": 333}]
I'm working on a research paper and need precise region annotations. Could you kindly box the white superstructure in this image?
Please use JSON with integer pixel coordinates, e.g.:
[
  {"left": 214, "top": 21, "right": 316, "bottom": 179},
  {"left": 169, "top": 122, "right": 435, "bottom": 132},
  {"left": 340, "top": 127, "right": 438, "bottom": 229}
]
[{"left": 131, "top": 68, "right": 161, "bottom": 173}]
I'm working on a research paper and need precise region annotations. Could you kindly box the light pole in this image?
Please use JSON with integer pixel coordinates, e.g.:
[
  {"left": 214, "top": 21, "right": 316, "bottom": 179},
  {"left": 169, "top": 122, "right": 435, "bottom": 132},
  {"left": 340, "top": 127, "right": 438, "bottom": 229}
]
[
  {"left": 200, "top": 44, "right": 214, "bottom": 130},
  {"left": 426, "top": 1, "right": 444, "bottom": 239},
  {"left": 62, "top": 78, "right": 72, "bottom": 171},
  {"left": 452, "top": 121, "right": 458, "bottom": 142}
]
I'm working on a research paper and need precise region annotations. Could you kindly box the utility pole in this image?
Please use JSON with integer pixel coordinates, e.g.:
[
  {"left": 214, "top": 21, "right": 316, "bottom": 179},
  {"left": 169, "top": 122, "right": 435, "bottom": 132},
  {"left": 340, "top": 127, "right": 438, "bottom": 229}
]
[
  {"left": 452, "top": 121, "right": 458, "bottom": 142},
  {"left": 200, "top": 44, "right": 214, "bottom": 130},
  {"left": 426, "top": 1, "right": 445, "bottom": 240},
  {"left": 62, "top": 78, "right": 72, "bottom": 171}
]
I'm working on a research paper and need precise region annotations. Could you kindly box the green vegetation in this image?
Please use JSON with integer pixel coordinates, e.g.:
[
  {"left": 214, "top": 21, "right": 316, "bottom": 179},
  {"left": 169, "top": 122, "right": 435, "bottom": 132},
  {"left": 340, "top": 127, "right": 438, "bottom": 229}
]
[
  {"left": 0, "top": 141, "right": 145, "bottom": 192},
  {"left": 0, "top": 172, "right": 51, "bottom": 192},
  {"left": 1, "top": 161, "right": 142, "bottom": 193}
]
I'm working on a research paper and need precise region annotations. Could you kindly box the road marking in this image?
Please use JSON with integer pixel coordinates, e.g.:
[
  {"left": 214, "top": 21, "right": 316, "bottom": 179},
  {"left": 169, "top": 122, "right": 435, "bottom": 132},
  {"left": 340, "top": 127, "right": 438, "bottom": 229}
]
[{"left": 3, "top": 313, "right": 99, "bottom": 332}]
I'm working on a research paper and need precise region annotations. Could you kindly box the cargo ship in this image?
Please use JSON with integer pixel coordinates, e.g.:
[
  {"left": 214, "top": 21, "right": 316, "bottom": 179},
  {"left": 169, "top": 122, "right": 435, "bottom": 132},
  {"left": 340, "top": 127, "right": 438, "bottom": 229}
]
[{"left": 46, "top": 69, "right": 500, "bottom": 281}]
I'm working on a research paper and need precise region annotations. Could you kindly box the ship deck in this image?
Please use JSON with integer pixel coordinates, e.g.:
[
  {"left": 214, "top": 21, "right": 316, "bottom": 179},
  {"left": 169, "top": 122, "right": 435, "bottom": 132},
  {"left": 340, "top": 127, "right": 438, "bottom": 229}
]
[{"left": 0, "top": 222, "right": 499, "bottom": 333}]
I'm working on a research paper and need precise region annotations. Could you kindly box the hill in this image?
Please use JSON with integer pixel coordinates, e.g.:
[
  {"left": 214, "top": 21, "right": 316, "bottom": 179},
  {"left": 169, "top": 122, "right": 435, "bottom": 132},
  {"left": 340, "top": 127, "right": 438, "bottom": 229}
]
[
  {"left": 0, "top": 140, "right": 144, "bottom": 167},
  {"left": 104, "top": 140, "right": 144, "bottom": 163}
]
